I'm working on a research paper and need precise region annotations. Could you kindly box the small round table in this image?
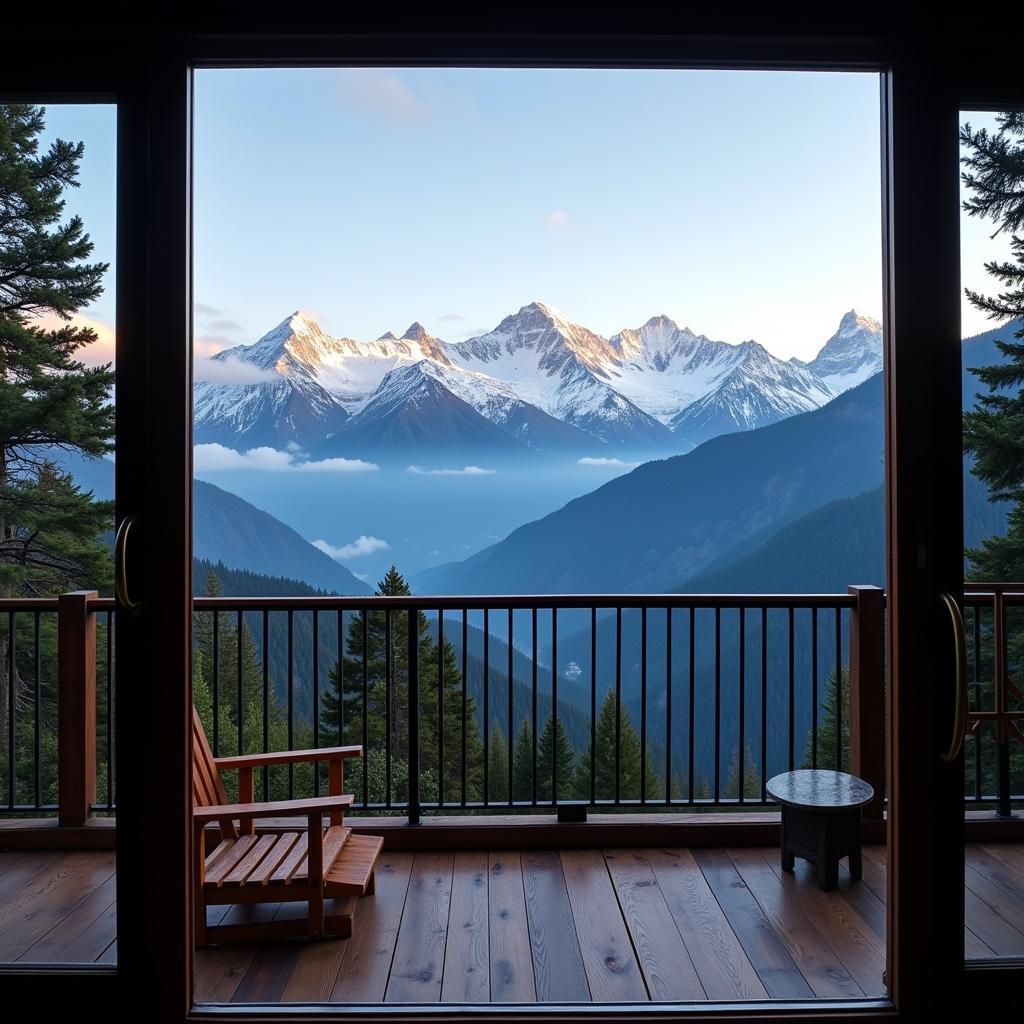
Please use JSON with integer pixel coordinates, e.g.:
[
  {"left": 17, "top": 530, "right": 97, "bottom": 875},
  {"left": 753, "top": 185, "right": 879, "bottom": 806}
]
[{"left": 766, "top": 769, "right": 875, "bottom": 892}]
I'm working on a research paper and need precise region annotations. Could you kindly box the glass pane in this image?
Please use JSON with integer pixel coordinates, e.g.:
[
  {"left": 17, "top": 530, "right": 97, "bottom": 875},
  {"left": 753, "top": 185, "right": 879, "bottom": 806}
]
[
  {"left": 0, "top": 102, "right": 117, "bottom": 966},
  {"left": 960, "top": 108, "right": 1024, "bottom": 964}
]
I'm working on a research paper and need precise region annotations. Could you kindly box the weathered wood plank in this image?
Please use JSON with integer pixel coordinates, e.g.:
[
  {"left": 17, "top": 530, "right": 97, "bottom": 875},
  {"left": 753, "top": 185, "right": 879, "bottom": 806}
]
[
  {"left": 727, "top": 847, "right": 863, "bottom": 999},
  {"left": 763, "top": 848, "right": 885, "bottom": 996},
  {"left": 693, "top": 848, "right": 813, "bottom": 1000},
  {"left": 521, "top": 849, "right": 590, "bottom": 1002},
  {"left": 603, "top": 849, "right": 704, "bottom": 1000},
  {"left": 331, "top": 852, "right": 413, "bottom": 1003},
  {"left": 559, "top": 849, "right": 648, "bottom": 1002},
  {"left": 0, "top": 851, "right": 114, "bottom": 959},
  {"left": 964, "top": 886, "right": 1024, "bottom": 955},
  {"left": 17, "top": 872, "right": 118, "bottom": 963},
  {"left": 441, "top": 851, "right": 490, "bottom": 1003},
  {"left": 487, "top": 852, "right": 536, "bottom": 1003},
  {"left": 384, "top": 852, "right": 454, "bottom": 1003},
  {"left": 193, "top": 943, "right": 258, "bottom": 1004},
  {"left": 646, "top": 847, "right": 767, "bottom": 1001},
  {"left": 231, "top": 943, "right": 302, "bottom": 1003}
]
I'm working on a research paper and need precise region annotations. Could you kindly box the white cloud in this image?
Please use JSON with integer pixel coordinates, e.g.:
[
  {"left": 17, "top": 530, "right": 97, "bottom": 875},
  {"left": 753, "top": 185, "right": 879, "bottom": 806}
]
[
  {"left": 194, "top": 354, "right": 280, "bottom": 385},
  {"left": 339, "top": 70, "right": 430, "bottom": 124},
  {"left": 406, "top": 465, "right": 497, "bottom": 476},
  {"left": 577, "top": 457, "right": 640, "bottom": 469},
  {"left": 193, "top": 443, "right": 378, "bottom": 474},
  {"left": 438, "top": 312, "right": 466, "bottom": 322},
  {"left": 313, "top": 535, "right": 390, "bottom": 561},
  {"left": 546, "top": 210, "right": 572, "bottom": 227}
]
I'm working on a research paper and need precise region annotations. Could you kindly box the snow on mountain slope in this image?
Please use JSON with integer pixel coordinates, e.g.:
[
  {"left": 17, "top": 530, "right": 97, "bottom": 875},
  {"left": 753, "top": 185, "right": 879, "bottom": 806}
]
[
  {"left": 196, "top": 304, "right": 882, "bottom": 456},
  {"left": 794, "top": 310, "right": 883, "bottom": 393},
  {"left": 443, "top": 302, "right": 673, "bottom": 447}
]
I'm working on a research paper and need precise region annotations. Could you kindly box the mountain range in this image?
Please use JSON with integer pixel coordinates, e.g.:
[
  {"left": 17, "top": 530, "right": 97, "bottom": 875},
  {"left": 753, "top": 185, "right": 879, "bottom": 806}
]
[{"left": 194, "top": 303, "right": 882, "bottom": 461}]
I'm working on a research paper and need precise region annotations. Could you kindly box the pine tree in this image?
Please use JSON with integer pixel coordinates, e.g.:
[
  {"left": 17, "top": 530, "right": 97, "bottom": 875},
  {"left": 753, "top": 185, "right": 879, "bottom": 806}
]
[
  {"left": 319, "top": 565, "right": 484, "bottom": 805},
  {"left": 959, "top": 113, "right": 1024, "bottom": 801},
  {"left": 511, "top": 718, "right": 534, "bottom": 801},
  {"left": 487, "top": 720, "right": 509, "bottom": 802},
  {"left": 0, "top": 104, "right": 114, "bottom": 746},
  {"left": 801, "top": 665, "right": 851, "bottom": 773},
  {"left": 535, "top": 712, "right": 576, "bottom": 801},
  {"left": 573, "top": 690, "right": 656, "bottom": 801}
]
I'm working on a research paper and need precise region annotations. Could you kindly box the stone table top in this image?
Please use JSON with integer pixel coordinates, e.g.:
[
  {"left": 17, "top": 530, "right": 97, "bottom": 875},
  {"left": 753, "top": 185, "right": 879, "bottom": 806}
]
[{"left": 766, "top": 769, "right": 875, "bottom": 811}]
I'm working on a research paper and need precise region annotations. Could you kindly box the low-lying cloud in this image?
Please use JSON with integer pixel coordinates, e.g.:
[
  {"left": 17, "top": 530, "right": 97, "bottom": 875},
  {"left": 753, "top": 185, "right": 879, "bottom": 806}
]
[
  {"left": 577, "top": 456, "right": 640, "bottom": 469},
  {"left": 194, "top": 355, "right": 280, "bottom": 385},
  {"left": 194, "top": 443, "right": 378, "bottom": 473},
  {"left": 313, "top": 535, "right": 390, "bottom": 561},
  {"left": 406, "top": 465, "right": 497, "bottom": 476}
]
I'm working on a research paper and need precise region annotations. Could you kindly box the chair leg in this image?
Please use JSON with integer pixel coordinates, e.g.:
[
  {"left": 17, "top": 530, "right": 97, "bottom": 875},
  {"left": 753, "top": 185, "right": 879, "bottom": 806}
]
[{"left": 366, "top": 871, "right": 375, "bottom": 896}]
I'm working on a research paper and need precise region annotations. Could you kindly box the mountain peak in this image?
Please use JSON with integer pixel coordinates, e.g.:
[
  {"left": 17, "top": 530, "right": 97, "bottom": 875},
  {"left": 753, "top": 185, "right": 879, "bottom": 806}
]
[
  {"left": 377, "top": 330, "right": 397, "bottom": 341},
  {"left": 401, "top": 322, "right": 433, "bottom": 342}
]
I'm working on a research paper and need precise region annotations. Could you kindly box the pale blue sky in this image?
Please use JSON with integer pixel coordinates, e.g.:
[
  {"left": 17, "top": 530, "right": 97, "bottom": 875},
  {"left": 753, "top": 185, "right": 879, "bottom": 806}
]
[{"left": 36, "top": 86, "right": 1007, "bottom": 367}]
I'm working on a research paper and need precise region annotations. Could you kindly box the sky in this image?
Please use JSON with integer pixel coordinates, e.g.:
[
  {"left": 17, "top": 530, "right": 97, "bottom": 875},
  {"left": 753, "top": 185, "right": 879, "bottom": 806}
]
[{"left": 36, "top": 84, "right": 1009, "bottom": 366}]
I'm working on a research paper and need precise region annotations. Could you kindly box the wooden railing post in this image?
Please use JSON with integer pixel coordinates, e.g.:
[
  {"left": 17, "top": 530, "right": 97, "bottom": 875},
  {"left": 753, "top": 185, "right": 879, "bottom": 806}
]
[
  {"left": 849, "top": 585, "right": 886, "bottom": 821},
  {"left": 58, "top": 590, "right": 98, "bottom": 827}
]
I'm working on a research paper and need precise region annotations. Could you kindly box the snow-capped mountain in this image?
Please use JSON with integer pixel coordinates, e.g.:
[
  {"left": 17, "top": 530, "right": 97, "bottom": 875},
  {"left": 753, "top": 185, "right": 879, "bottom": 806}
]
[
  {"left": 794, "top": 310, "right": 883, "bottom": 393},
  {"left": 193, "top": 304, "right": 882, "bottom": 460}
]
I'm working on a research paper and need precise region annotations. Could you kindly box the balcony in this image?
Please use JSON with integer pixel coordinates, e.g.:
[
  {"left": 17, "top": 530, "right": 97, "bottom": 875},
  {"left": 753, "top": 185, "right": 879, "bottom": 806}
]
[{"left": 1, "top": 585, "right": 1022, "bottom": 1004}]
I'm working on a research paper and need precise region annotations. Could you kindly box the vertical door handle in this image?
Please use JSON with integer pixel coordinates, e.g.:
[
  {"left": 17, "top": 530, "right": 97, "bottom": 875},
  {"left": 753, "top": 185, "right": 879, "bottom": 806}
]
[
  {"left": 939, "top": 592, "right": 967, "bottom": 762},
  {"left": 114, "top": 515, "right": 141, "bottom": 610}
]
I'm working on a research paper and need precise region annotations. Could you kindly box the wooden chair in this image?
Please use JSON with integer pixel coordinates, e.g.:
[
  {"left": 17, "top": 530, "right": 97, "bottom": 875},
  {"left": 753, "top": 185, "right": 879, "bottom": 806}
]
[{"left": 191, "top": 707, "right": 383, "bottom": 947}]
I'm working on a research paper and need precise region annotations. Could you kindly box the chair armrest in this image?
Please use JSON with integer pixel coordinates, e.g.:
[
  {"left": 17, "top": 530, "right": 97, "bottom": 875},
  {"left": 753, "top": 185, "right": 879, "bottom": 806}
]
[
  {"left": 192, "top": 793, "right": 354, "bottom": 825},
  {"left": 213, "top": 745, "right": 363, "bottom": 771}
]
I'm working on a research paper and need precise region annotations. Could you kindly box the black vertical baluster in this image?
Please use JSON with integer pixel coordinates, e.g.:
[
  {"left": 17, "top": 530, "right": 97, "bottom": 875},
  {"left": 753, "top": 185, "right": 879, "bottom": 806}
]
[
  {"left": 287, "top": 609, "right": 294, "bottom": 797},
  {"left": 714, "top": 606, "right": 721, "bottom": 804},
  {"left": 262, "top": 610, "right": 269, "bottom": 798},
  {"left": 236, "top": 609, "right": 243, "bottom": 757},
  {"left": 973, "top": 606, "right": 982, "bottom": 802},
  {"left": 761, "top": 607, "right": 768, "bottom": 802},
  {"left": 408, "top": 608, "right": 420, "bottom": 824},
  {"left": 362, "top": 611, "right": 369, "bottom": 807},
  {"left": 812, "top": 607, "right": 819, "bottom": 768},
  {"left": 666, "top": 607, "right": 672, "bottom": 807},
  {"left": 337, "top": 609, "right": 344, "bottom": 747},
  {"left": 688, "top": 606, "right": 695, "bottom": 805},
  {"left": 461, "top": 609, "right": 467, "bottom": 807},
  {"left": 211, "top": 610, "right": 219, "bottom": 756},
  {"left": 106, "top": 610, "right": 113, "bottom": 809},
  {"left": 438, "top": 610, "right": 444, "bottom": 808},
  {"left": 34, "top": 612, "right": 42, "bottom": 809},
  {"left": 384, "top": 608, "right": 391, "bottom": 807},
  {"left": 312, "top": 610, "right": 320, "bottom": 797},
  {"left": 738, "top": 608, "right": 745, "bottom": 804},
  {"left": 787, "top": 606, "right": 795, "bottom": 772},
  {"left": 641, "top": 607, "right": 647, "bottom": 805},
  {"left": 532, "top": 607, "right": 538, "bottom": 806},
  {"left": 590, "top": 606, "right": 596, "bottom": 805},
  {"left": 8, "top": 611, "right": 15, "bottom": 809},
  {"left": 835, "top": 607, "right": 843, "bottom": 771},
  {"left": 552, "top": 607, "right": 558, "bottom": 804},
  {"left": 507, "top": 608, "right": 513, "bottom": 808},
  {"left": 615, "top": 606, "right": 622, "bottom": 806},
  {"left": 483, "top": 608, "right": 489, "bottom": 806}
]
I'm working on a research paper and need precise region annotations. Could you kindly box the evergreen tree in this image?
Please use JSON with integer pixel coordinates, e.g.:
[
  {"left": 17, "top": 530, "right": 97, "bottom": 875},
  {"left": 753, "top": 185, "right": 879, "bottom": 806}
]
[
  {"left": 0, "top": 104, "right": 114, "bottom": 743},
  {"left": 319, "top": 565, "right": 484, "bottom": 805},
  {"left": 573, "top": 690, "right": 656, "bottom": 801},
  {"left": 959, "top": 113, "right": 1024, "bottom": 800},
  {"left": 536, "top": 712, "right": 576, "bottom": 801},
  {"left": 511, "top": 718, "right": 534, "bottom": 801},
  {"left": 725, "top": 742, "right": 762, "bottom": 800},
  {"left": 801, "top": 665, "right": 851, "bottom": 773},
  {"left": 487, "top": 720, "right": 509, "bottom": 802}
]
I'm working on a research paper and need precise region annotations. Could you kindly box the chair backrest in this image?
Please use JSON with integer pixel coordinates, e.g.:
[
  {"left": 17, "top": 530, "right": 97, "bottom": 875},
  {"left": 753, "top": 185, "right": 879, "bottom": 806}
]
[{"left": 192, "top": 706, "right": 239, "bottom": 840}]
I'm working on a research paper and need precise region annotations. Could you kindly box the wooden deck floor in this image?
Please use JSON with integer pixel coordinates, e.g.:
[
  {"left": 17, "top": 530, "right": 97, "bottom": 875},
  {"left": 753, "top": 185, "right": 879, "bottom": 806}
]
[{"left": 2, "top": 844, "right": 1023, "bottom": 1003}]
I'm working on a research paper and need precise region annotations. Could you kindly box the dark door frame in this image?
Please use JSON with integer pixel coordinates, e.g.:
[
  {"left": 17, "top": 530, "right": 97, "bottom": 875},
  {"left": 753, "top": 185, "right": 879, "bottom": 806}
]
[{"left": 5, "top": 20, "right": 1015, "bottom": 1021}]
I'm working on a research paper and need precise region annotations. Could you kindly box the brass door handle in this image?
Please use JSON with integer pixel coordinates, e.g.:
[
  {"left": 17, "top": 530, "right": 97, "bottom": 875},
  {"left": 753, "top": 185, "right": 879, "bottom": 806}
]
[
  {"left": 939, "top": 592, "right": 967, "bottom": 762},
  {"left": 114, "top": 515, "right": 140, "bottom": 611}
]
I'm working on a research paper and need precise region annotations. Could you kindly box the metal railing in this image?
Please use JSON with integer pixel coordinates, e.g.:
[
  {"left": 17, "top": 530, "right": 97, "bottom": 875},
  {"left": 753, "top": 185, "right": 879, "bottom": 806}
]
[
  {"left": 3, "top": 586, "right": 891, "bottom": 824},
  {"left": 963, "top": 583, "right": 1024, "bottom": 814}
]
